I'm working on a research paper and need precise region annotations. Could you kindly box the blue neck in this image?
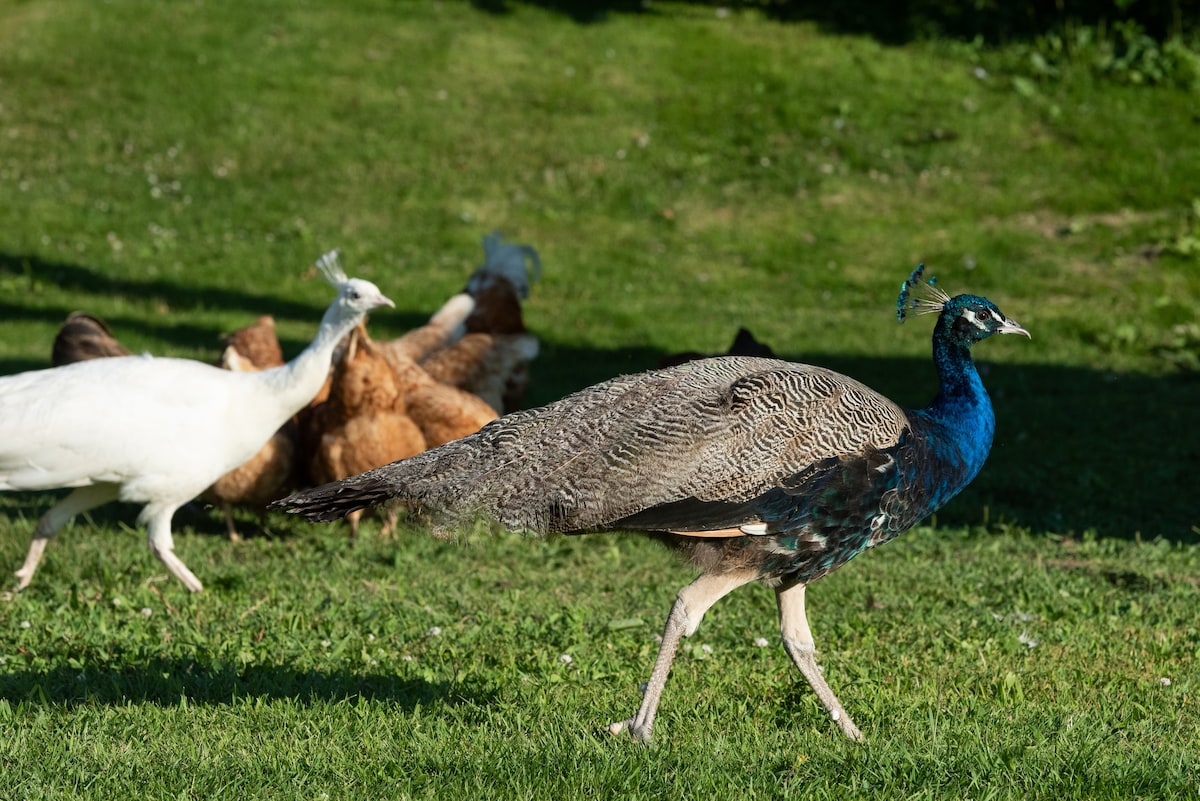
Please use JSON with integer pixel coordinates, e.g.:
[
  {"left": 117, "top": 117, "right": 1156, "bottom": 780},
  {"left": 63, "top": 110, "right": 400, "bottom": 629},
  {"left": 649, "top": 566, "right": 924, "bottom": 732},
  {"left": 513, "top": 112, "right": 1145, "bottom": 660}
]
[{"left": 917, "top": 321, "right": 996, "bottom": 487}]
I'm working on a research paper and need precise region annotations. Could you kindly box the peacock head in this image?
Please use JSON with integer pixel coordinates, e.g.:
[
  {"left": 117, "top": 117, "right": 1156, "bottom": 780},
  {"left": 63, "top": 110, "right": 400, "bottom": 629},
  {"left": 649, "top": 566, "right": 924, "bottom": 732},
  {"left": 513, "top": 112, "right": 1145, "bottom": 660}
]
[
  {"left": 897, "top": 264, "right": 1029, "bottom": 347},
  {"left": 315, "top": 249, "right": 395, "bottom": 315}
]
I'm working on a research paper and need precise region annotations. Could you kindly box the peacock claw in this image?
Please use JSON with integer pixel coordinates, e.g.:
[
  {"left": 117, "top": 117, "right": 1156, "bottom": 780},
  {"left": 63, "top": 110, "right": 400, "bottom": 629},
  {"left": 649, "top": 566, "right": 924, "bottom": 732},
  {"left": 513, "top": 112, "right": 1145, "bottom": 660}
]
[
  {"left": 607, "top": 717, "right": 653, "bottom": 744},
  {"left": 606, "top": 719, "right": 630, "bottom": 737}
]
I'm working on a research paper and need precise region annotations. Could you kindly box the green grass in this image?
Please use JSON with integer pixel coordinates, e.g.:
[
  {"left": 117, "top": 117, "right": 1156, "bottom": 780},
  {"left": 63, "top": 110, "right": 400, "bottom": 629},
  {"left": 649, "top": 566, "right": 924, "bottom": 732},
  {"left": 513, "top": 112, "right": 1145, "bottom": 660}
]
[
  {"left": 1, "top": 1, "right": 1199, "bottom": 798},
  {"left": 2, "top": 522, "right": 1198, "bottom": 799}
]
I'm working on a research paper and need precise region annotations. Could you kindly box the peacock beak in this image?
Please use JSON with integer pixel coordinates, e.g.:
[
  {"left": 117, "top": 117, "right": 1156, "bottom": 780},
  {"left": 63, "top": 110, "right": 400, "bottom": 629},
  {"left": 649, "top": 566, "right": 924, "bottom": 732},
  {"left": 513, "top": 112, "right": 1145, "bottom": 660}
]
[{"left": 998, "top": 317, "right": 1031, "bottom": 338}]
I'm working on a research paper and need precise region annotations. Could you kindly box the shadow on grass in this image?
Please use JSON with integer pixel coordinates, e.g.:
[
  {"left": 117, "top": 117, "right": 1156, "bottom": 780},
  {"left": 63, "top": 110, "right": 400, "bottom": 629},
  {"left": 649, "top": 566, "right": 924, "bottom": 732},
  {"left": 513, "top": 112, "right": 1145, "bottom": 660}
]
[
  {"left": 795, "top": 354, "right": 1200, "bottom": 544},
  {"left": 3, "top": 251, "right": 1196, "bottom": 543},
  {"left": 0, "top": 252, "right": 436, "bottom": 368},
  {"left": 0, "top": 660, "right": 494, "bottom": 710},
  {"left": 519, "top": 343, "right": 1200, "bottom": 543},
  {"left": 470, "top": 0, "right": 1194, "bottom": 45}
]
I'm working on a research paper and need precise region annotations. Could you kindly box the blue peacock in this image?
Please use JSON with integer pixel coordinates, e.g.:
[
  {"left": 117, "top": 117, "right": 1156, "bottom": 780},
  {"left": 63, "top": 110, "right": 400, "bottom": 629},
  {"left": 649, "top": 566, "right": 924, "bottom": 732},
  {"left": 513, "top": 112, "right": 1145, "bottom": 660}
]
[{"left": 276, "top": 265, "right": 1029, "bottom": 742}]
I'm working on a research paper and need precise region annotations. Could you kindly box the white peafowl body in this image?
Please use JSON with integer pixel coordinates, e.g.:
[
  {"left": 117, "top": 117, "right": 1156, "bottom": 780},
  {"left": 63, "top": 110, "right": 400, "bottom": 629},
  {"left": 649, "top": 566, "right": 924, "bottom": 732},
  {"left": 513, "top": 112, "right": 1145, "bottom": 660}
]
[{"left": 0, "top": 250, "right": 392, "bottom": 593}]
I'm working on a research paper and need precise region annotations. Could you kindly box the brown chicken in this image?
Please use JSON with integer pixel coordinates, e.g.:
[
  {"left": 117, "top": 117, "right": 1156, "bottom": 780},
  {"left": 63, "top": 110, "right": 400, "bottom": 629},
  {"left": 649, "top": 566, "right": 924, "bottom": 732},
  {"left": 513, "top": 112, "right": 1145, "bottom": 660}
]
[
  {"left": 203, "top": 315, "right": 300, "bottom": 541},
  {"left": 384, "top": 292, "right": 476, "bottom": 363},
  {"left": 380, "top": 344, "right": 498, "bottom": 449},
  {"left": 303, "top": 323, "right": 428, "bottom": 537},
  {"left": 221, "top": 314, "right": 285, "bottom": 369},
  {"left": 419, "top": 232, "right": 541, "bottom": 413},
  {"left": 51, "top": 312, "right": 133, "bottom": 366}
]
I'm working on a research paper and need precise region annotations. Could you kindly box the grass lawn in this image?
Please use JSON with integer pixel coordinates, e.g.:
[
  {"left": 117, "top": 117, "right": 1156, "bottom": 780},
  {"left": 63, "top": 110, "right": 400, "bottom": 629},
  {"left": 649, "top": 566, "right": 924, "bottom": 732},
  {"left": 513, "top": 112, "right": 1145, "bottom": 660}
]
[{"left": 1, "top": 1, "right": 1198, "bottom": 798}]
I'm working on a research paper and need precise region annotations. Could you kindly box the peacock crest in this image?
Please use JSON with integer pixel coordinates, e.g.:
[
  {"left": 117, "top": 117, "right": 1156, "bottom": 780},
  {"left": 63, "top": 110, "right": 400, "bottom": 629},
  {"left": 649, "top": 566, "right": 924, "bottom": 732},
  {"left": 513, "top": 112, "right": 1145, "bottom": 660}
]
[{"left": 896, "top": 263, "right": 952, "bottom": 323}]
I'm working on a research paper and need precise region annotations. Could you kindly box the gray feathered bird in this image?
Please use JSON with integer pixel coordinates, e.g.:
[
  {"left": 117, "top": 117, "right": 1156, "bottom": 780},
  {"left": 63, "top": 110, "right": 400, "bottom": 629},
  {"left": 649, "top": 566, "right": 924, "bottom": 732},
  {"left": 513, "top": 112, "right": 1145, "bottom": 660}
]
[{"left": 275, "top": 266, "right": 1028, "bottom": 741}]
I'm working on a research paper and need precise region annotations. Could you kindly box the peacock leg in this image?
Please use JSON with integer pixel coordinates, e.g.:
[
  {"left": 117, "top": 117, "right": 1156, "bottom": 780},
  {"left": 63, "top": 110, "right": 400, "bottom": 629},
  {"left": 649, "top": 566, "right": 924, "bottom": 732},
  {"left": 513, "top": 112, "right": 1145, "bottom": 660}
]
[
  {"left": 776, "top": 582, "right": 863, "bottom": 741},
  {"left": 141, "top": 503, "right": 204, "bottom": 592},
  {"left": 609, "top": 569, "right": 757, "bottom": 743},
  {"left": 14, "top": 484, "right": 120, "bottom": 591}
]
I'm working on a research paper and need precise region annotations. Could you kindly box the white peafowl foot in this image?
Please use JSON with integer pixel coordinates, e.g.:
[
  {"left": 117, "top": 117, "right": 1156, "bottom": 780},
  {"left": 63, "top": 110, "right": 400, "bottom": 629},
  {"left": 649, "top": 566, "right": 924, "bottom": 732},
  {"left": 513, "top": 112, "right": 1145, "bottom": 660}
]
[
  {"left": 151, "top": 546, "right": 204, "bottom": 592},
  {"left": 13, "top": 538, "right": 50, "bottom": 592},
  {"left": 13, "top": 568, "right": 34, "bottom": 592}
]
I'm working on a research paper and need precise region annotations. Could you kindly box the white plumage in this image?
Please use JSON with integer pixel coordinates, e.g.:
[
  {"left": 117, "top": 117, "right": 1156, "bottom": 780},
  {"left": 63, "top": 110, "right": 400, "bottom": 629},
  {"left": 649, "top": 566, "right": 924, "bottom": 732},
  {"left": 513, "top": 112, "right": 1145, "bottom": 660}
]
[{"left": 0, "top": 250, "right": 393, "bottom": 593}]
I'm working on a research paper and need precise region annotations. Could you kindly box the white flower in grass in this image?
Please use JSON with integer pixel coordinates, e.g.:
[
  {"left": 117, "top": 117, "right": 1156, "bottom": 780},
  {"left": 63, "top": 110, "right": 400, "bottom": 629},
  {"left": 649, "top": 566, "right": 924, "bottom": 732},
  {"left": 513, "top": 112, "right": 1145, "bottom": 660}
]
[
  {"left": 1160, "top": 677, "right": 1172, "bottom": 687},
  {"left": 19, "top": 620, "right": 30, "bottom": 629},
  {"left": 700, "top": 644, "right": 713, "bottom": 655},
  {"left": 140, "top": 608, "right": 152, "bottom": 617},
  {"left": 1018, "top": 631, "right": 1038, "bottom": 649},
  {"left": 559, "top": 653, "right": 573, "bottom": 665},
  {"left": 754, "top": 637, "right": 769, "bottom": 648},
  {"left": 426, "top": 626, "right": 442, "bottom": 637},
  {"left": 321, "top": 639, "right": 331, "bottom": 648}
]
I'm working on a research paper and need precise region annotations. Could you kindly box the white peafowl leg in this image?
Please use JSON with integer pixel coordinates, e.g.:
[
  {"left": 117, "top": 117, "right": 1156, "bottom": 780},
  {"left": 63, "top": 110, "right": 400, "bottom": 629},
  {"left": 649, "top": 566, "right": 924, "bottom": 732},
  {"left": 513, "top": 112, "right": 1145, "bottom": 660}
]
[
  {"left": 776, "top": 582, "right": 863, "bottom": 741},
  {"left": 14, "top": 484, "right": 120, "bottom": 591},
  {"left": 140, "top": 503, "right": 204, "bottom": 592},
  {"left": 221, "top": 503, "right": 243, "bottom": 543},
  {"left": 609, "top": 570, "right": 757, "bottom": 743}
]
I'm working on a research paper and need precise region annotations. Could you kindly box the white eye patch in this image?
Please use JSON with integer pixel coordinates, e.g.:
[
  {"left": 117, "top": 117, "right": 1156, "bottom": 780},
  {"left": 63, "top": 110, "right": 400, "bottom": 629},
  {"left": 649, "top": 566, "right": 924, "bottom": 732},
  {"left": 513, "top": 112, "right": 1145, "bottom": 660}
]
[{"left": 962, "top": 308, "right": 994, "bottom": 330}]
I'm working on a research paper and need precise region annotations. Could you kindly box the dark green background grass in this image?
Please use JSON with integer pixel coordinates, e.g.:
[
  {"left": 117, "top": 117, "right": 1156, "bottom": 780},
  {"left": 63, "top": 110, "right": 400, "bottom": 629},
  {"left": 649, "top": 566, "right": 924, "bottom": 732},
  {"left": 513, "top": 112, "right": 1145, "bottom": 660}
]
[{"left": 1, "top": 2, "right": 1198, "bottom": 798}]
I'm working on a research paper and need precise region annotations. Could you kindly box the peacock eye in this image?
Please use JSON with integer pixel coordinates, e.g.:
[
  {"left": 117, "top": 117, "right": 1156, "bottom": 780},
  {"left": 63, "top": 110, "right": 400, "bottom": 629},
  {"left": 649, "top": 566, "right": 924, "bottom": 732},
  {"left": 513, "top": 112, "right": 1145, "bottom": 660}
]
[
  {"left": 976, "top": 308, "right": 993, "bottom": 322},
  {"left": 348, "top": 289, "right": 360, "bottom": 301}
]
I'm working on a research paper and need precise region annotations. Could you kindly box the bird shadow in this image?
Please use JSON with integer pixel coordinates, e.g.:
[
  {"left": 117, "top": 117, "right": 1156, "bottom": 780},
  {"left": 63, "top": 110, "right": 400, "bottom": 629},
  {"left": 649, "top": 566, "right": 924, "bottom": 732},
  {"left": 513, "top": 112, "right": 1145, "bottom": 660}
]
[{"left": 0, "top": 659, "right": 495, "bottom": 710}]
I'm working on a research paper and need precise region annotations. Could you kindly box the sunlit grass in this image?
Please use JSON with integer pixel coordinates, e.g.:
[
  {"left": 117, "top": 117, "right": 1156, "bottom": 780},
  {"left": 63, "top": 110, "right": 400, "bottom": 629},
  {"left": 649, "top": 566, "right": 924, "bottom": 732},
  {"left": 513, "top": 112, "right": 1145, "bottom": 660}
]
[{"left": 1, "top": 1, "right": 1198, "bottom": 798}]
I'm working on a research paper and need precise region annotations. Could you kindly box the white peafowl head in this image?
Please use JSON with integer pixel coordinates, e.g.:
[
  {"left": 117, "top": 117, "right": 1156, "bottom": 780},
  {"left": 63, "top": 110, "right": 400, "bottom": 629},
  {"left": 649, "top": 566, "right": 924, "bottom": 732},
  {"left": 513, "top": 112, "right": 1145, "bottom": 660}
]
[{"left": 315, "top": 249, "right": 395, "bottom": 319}]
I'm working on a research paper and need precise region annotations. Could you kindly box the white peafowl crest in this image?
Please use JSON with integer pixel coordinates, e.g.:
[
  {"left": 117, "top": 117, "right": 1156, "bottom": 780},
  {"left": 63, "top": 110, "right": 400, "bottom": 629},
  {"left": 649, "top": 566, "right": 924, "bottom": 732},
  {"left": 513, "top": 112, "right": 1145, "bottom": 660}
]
[{"left": 467, "top": 231, "right": 541, "bottom": 300}]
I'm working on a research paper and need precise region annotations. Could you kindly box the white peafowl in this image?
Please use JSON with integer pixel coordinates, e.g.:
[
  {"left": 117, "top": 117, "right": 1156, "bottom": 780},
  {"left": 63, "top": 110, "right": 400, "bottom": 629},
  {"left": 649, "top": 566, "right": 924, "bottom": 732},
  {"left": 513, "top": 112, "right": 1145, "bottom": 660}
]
[
  {"left": 0, "top": 250, "right": 393, "bottom": 593},
  {"left": 275, "top": 266, "right": 1029, "bottom": 742}
]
